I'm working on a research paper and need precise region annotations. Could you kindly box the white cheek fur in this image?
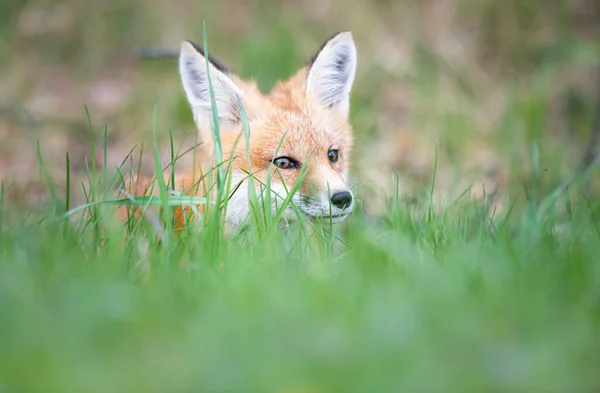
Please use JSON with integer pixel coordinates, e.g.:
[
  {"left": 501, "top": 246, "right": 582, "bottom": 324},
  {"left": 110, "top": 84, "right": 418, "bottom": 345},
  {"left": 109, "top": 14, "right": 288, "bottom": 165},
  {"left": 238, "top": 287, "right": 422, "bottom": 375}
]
[{"left": 224, "top": 173, "right": 292, "bottom": 229}]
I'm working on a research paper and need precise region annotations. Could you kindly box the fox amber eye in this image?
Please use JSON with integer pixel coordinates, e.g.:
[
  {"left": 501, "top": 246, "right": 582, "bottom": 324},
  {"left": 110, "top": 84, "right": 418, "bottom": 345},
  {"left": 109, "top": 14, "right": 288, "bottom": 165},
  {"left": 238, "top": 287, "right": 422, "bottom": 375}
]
[
  {"left": 328, "top": 149, "right": 339, "bottom": 163},
  {"left": 273, "top": 156, "right": 298, "bottom": 169}
]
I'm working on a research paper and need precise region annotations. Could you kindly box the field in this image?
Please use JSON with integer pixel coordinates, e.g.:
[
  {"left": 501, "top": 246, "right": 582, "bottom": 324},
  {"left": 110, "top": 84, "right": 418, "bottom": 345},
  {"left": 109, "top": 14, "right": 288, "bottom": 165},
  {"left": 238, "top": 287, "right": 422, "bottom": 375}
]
[{"left": 1, "top": 0, "right": 600, "bottom": 391}]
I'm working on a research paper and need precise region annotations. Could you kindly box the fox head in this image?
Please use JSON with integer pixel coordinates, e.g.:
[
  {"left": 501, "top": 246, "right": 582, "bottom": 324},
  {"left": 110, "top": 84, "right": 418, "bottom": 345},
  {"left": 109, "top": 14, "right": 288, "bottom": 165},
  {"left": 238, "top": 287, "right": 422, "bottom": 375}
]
[{"left": 178, "top": 31, "right": 357, "bottom": 229}]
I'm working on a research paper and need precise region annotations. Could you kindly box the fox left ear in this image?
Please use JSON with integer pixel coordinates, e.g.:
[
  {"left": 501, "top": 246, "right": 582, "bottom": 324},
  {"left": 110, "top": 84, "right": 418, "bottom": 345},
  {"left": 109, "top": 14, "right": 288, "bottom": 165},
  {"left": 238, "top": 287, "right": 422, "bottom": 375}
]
[
  {"left": 306, "top": 31, "right": 357, "bottom": 117},
  {"left": 179, "top": 41, "right": 243, "bottom": 131}
]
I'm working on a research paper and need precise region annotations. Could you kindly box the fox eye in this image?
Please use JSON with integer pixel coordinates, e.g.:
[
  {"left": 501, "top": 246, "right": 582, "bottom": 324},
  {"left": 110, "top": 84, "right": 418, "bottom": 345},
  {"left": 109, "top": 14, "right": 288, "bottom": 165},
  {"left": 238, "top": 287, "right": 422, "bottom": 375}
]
[
  {"left": 273, "top": 156, "right": 299, "bottom": 169},
  {"left": 328, "top": 149, "right": 339, "bottom": 163}
]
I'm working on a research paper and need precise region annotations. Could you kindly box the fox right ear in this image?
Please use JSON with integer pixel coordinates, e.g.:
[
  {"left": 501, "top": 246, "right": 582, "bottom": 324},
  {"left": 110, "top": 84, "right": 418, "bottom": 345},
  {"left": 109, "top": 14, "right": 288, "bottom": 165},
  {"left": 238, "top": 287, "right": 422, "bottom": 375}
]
[
  {"left": 178, "top": 41, "right": 242, "bottom": 130},
  {"left": 306, "top": 31, "right": 357, "bottom": 118}
]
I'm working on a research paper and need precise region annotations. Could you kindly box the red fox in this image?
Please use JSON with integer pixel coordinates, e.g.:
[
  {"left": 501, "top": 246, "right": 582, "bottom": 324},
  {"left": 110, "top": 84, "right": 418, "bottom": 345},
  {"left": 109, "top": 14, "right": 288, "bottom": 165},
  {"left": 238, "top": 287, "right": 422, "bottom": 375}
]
[{"left": 124, "top": 31, "right": 358, "bottom": 233}]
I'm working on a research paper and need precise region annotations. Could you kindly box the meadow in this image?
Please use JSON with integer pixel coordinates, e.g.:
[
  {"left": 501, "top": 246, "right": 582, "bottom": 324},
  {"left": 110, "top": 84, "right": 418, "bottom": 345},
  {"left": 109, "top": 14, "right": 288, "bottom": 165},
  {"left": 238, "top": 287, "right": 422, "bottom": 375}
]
[{"left": 1, "top": 1, "right": 600, "bottom": 391}]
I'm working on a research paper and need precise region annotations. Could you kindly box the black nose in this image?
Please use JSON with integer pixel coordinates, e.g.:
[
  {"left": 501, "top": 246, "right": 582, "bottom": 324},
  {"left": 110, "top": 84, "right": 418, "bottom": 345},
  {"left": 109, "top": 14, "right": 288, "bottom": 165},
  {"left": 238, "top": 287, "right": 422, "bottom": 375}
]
[{"left": 330, "top": 191, "right": 353, "bottom": 209}]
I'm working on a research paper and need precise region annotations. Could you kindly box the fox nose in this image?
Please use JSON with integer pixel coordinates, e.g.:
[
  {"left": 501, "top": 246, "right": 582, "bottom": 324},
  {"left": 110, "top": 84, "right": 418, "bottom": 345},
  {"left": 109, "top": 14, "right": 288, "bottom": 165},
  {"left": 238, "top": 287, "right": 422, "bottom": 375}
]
[{"left": 330, "top": 191, "right": 353, "bottom": 209}]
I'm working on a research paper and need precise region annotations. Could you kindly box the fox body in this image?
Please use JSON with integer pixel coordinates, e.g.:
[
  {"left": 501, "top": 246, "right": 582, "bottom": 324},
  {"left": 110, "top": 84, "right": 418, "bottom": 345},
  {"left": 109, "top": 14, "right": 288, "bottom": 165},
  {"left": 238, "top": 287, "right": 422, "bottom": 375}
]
[{"left": 126, "top": 31, "right": 358, "bottom": 233}]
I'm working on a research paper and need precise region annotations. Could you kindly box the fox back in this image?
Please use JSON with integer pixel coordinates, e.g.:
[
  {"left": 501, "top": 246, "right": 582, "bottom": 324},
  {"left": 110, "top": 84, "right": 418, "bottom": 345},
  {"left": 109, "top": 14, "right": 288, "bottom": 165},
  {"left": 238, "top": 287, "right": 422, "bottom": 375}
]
[{"left": 173, "top": 31, "right": 358, "bottom": 231}]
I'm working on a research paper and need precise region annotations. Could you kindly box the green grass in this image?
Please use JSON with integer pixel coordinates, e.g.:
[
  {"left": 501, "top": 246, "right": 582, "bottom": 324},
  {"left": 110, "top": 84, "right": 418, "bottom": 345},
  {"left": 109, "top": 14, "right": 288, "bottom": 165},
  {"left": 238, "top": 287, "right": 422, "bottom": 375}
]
[
  {"left": 2, "top": 150, "right": 600, "bottom": 392},
  {"left": 2, "top": 27, "right": 600, "bottom": 393}
]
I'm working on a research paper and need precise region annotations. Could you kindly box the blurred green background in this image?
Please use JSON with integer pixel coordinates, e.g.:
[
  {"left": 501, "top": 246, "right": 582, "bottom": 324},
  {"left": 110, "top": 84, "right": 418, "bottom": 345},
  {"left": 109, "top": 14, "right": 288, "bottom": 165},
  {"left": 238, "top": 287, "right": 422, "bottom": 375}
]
[
  {"left": 1, "top": 0, "right": 599, "bottom": 214},
  {"left": 2, "top": 2, "right": 600, "bottom": 392}
]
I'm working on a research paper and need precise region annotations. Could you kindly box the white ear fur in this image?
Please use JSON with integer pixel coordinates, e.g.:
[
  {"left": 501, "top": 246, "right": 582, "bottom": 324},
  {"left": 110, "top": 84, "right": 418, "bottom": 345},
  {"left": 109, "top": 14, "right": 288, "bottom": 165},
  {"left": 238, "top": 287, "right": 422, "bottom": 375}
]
[
  {"left": 306, "top": 31, "right": 357, "bottom": 117},
  {"left": 178, "top": 41, "right": 243, "bottom": 129}
]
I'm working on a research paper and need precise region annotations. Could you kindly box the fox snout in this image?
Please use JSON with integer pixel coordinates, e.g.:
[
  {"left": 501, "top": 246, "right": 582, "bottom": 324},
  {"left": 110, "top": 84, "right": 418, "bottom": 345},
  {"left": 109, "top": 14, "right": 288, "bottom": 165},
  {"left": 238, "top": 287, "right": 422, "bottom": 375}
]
[{"left": 293, "top": 176, "right": 354, "bottom": 222}]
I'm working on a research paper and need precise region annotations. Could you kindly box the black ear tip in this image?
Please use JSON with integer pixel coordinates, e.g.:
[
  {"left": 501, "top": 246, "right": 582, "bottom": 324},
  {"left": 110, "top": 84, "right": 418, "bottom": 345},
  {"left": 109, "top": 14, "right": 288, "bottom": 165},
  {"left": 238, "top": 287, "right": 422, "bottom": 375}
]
[
  {"left": 334, "top": 30, "right": 352, "bottom": 37},
  {"left": 306, "top": 30, "right": 353, "bottom": 68},
  {"left": 183, "top": 39, "right": 230, "bottom": 74},
  {"left": 186, "top": 40, "right": 205, "bottom": 55},
  {"left": 326, "top": 30, "right": 353, "bottom": 42}
]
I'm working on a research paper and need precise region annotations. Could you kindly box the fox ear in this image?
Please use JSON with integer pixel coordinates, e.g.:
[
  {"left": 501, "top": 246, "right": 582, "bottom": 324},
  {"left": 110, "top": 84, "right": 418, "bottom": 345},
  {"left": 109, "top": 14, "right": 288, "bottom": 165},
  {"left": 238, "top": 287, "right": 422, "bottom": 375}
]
[
  {"left": 306, "top": 31, "right": 357, "bottom": 117},
  {"left": 179, "top": 41, "right": 242, "bottom": 129}
]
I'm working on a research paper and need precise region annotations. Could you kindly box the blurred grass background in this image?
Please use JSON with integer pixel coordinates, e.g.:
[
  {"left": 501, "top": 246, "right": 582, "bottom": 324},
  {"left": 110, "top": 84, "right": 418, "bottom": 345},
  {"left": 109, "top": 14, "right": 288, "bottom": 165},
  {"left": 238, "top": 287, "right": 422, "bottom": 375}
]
[
  {"left": 1, "top": 0, "right": 599, "bottom": 214},
  {"left": 2, "top": 1, "right": 600, "bottom": 392}
]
